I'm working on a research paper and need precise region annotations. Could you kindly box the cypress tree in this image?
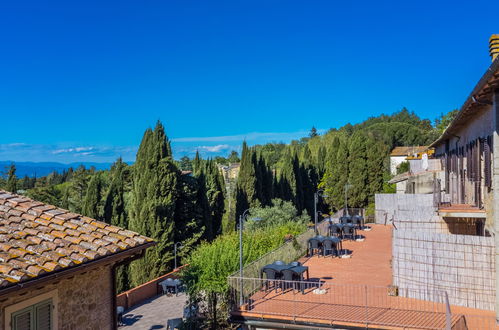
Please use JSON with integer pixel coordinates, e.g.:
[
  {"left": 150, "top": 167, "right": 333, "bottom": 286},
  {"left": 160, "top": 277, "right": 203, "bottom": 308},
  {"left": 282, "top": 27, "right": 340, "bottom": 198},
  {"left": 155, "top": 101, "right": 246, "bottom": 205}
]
[
  {"left": 204, "top": 160, "right": 225, "bottom": 239},
  {"left": 129, "top": 121, "right": 180, "bottom": 286},
  {"left": 82, "top": 173, "right": 103, "bottom": 220},
  {"left": 68, "top": 165, "right": 89, "bottom": 213},
  {"left": 367, "top": 138, "right": 389, "bottom": 204},
  {"left": 348, "top": 133, "right": 369, "bottom": 207},
  {"left": 174, "top": 173, "right": 205, "bottom": 263},
  {"left": 103, "top": 158, "right": 128, "bottom": 228},
  {"left": 103, "top": 158, "right": 130, "bottom": 293},
  {"left": 235, "top": 142, "right": 258, "bottom": 217},
  {"left": 330, "top": 139, "right": 349, "bottom": 210},
  {"left": 5, "top": 164, "right": 17, "bottom": 193}
]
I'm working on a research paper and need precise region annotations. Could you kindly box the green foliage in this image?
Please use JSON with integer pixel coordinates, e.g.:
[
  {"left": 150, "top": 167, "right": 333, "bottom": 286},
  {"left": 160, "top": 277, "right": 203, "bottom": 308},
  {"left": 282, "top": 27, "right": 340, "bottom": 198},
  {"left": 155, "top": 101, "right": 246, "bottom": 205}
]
[
  {"left": 182, "top": 221, "right": 306, "bottom": 327},
  {"left": 6, "top": 164, "right": 17, "bottom": 193},
  {"left": 309, "top": 126, "right": 318, "bottom": 138},
  {"left": 396, "top": 161, "right": 410, "bottom": 174},
  {"left": 82, "top": 173, "right": 103, "bottom": 220},
  {"left": 235, "top": 142, "right": 258, "bottom": 215},
  {"left": 128, "top": 121, "right": 180, "bottom": 287},
  {"left": 434, "top": 109, "right": 459, "bottom": 133},
  {"left": 227, "top": 150, "right": 240, "bottom": 163},
  {"left": 179, "top": 156, "right": 193, "bottom": 171},
  {"left": 246, "top": 199, "right": 309, "bottom": 230}
]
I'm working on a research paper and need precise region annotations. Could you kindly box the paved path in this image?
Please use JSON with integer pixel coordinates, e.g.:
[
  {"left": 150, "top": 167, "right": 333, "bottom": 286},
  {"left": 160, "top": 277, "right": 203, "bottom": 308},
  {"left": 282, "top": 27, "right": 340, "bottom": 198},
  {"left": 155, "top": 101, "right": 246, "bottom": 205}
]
[{"left": 119, "top": 293, "right": 187, "bottom": 330}]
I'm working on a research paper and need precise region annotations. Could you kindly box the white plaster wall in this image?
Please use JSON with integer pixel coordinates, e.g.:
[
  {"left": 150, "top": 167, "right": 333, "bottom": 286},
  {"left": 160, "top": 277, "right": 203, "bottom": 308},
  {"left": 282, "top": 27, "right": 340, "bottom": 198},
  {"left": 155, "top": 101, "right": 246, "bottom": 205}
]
[{"left": 390, "top": 156, "right": 407, "bottom": 175}]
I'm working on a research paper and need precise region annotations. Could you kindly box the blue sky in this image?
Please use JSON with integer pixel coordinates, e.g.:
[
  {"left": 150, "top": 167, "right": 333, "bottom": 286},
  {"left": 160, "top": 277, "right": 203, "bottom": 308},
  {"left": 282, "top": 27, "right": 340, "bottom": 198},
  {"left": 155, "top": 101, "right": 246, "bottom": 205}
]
[{"left": 1, "top": 0, "right": 498, "bottom": 163}]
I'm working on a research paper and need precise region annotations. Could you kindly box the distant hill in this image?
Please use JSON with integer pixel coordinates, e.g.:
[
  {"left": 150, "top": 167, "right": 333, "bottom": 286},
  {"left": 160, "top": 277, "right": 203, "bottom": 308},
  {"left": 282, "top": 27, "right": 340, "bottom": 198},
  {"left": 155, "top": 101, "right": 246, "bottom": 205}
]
[{"left": 0, "top": 161, "right": 114, "bottom": 178}]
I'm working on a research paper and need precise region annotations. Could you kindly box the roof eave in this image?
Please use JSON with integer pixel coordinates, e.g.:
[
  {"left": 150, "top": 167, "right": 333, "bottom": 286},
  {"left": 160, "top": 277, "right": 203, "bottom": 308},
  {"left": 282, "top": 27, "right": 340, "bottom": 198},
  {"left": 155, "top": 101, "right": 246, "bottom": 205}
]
[
  {"left": 0, "top": 240, "right": 155, "bottom": 297},
  {"left": 430, "top": 58, "right": 499, "bottom": 148}
]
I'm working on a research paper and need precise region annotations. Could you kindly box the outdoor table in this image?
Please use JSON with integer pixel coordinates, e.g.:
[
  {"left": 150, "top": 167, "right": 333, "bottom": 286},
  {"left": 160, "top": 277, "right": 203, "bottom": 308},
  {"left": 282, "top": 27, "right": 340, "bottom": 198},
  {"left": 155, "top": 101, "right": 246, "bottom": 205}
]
[
  {"left": 260, "top": 263, "right": 290, "bottom": 278},
  {"left": 324, "top": 236, "right": 342, "bottom": 256},
  {"left": 341, "top": 223, "right": 358, "bottom": 240},
  {"left": 159, "top": 278, "right": 181, "bottom": 296},
  {"left": 340, "top": 216, "right": 353, "bottom": 224},
  {"left": 289, "top": 265, "right": 309, "bottom": 280},
  {"left": 352, "top": 215, "right": 364, "bottom": 229}
]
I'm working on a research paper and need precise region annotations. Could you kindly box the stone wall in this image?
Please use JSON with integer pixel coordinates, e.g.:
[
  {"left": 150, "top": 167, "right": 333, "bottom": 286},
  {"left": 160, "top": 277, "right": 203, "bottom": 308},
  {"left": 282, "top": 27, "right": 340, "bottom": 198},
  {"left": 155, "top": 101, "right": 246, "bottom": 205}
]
[
  {"left": 116, "top": 265, "right": 187, "bottom": 310},
  {"left": 375, "top": 194, "right": 448, "bottom": 233},
  {"left": 393, "top": 230, "right": 496, "bottom": 311},
  {"left": 0, "top": 265, "right": 113, "bottom": 330}
]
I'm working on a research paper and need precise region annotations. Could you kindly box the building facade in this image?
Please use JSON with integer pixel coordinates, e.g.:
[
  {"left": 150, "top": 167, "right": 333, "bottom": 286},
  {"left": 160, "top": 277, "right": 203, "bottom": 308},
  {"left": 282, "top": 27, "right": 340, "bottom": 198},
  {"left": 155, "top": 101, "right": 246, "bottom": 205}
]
[{"left": 0, "top": 190, "right": 154, "bottom": 330}]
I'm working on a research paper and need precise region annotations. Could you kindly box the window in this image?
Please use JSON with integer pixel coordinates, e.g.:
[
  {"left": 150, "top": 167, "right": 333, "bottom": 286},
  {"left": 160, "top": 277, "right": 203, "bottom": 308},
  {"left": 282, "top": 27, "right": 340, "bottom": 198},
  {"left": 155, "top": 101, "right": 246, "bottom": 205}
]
[
  {"left": 4, "top": 290, "right": 58, "bottom": 330},
  {"left": 11, "top": 299, "right": 52, "bottom": 330}
]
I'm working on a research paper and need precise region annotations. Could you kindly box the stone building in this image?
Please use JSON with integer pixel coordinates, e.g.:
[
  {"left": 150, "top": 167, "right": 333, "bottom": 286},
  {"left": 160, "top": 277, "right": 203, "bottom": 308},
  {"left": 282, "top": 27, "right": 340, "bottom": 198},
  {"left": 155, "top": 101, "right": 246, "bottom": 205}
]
[
  {"left": 0, "top": 190, "right": 154, "bottom": 330},
  {"left": 376, "top": 34, "right": 499, "bottom": 317},
  {"left": 389, "top": 146, "right": 429, "bottom": 175}
]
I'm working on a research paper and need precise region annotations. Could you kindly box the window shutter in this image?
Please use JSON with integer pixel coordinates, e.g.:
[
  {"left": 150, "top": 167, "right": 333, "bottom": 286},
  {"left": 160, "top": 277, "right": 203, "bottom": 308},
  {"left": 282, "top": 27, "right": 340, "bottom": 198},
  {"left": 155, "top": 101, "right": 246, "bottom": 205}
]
[
  {"left": 35, "top": 300, "right": 52, "bottom": 330},
  {"left": 485, "top": 136, "right": 492, "bottom": 188},
  {"left": 12, "top": 308, "right": 32, "bottom": 330}
]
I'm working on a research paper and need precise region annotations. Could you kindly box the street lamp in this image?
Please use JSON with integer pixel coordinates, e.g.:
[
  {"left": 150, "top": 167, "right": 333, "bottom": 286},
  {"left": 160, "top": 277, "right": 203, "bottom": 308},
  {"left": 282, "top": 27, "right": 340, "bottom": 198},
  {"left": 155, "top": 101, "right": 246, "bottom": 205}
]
[
  {"left": 239, "top": 209, "right": 262, "bottom": 305},
  {"left": 344, "top": 183, "right": 353, "bottom": 216},
  {"left": 314, "top": 189, "right": 328, "bottom": 234},
  {"left": 174, "top": 242, "right": 183, "bottom": 270}
]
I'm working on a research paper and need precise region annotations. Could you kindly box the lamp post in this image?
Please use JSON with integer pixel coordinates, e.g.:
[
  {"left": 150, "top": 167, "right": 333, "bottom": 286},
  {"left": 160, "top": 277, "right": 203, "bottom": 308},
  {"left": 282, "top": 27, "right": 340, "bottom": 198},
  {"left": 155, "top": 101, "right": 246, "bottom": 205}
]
[
  {"left": 314, "top": 189, "right": 327, "bottom": 234},
  {"left": 174, "top": 242, "right": 183, "bottom": 270},
  {"left": 239, "top": 209, "right": 262, "bottom": 306}
]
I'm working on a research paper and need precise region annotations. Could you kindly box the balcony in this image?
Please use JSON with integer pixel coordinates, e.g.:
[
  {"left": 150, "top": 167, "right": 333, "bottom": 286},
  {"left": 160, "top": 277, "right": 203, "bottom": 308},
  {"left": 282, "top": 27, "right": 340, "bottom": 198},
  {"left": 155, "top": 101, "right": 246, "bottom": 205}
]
[{"left": 228, "top": 225, "right": 497, "bottom": 329}]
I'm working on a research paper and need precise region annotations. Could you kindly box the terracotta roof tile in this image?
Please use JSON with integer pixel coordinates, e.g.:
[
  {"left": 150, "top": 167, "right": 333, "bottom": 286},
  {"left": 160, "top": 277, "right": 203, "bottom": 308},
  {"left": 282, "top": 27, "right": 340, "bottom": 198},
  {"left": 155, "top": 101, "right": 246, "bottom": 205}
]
[{"left": 0, "top": 190, "right": 153, "bottom": 289}]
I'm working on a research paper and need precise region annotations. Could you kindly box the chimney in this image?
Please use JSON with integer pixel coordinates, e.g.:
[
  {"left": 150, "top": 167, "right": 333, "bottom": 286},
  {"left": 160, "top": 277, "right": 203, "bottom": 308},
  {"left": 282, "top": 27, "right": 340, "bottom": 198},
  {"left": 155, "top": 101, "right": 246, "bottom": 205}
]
[{"left": 490, "top": 34, "right": 499, "bottom": 61}]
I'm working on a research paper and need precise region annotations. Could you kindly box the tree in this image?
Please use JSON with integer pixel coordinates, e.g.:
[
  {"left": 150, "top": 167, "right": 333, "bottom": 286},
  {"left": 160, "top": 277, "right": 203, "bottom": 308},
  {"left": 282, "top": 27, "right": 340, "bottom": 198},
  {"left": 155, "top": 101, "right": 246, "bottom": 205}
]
[
  {"left": 366, "top": 138, "right": 388, "bottom": 204},
  {"left": 67, "top": 165, "right": 90, "bottom": 213},
  {"left": 174, "top": 173, "right": 205, "bottom": 265},
  {"left": 5, "top": 164, "right": 17, "bottom": 193},
  {"left": 82, "top": 173, "right": 103, "bottom": 220},
  {"left": 347, "top": 133, "right": 368, "bottom": 207},
  {"left": 321, "top": 138, "right": 349, "bottom": 211},
  {"left": 129, "top": 121, "right": 180, "bottom": 287},
  {"left": 235, "top": 142, "right": 258, "bottom": 217},
  {"left": 228, "top": 150, "right": 240, "bottom": 163},
  {"left": 434, "top": 109, "right": 459, "bottom": 133},
  {"left": 309, "top": 126, "right": 319, "bottom": 138},
  {"left": 179, "top": 156, "right": 193, "bottom": 171},
  {"left": 103, "top": 158, "right": 130, "bottom": 293}
]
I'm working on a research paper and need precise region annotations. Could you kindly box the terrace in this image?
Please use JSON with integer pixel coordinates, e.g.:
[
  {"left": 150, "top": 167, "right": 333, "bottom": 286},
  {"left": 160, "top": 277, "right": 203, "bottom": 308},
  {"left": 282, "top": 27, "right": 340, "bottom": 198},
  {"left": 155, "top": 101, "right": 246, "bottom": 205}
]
[{"left": 229, "top": 224, "right": 497, "bottom": 329}]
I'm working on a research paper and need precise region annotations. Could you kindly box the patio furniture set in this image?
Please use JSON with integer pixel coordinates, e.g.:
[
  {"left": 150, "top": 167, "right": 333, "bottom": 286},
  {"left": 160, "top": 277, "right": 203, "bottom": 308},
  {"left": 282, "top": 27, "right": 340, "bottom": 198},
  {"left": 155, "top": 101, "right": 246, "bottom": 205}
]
[
  {"left": 159, "top": 278, "right": 182, "bottom": 296},
  {"left": 309, "top": 215, "right": 368, "bottom": 258},
  {"left": 260, "top": 261, "right": 310, "bottom": 293}
]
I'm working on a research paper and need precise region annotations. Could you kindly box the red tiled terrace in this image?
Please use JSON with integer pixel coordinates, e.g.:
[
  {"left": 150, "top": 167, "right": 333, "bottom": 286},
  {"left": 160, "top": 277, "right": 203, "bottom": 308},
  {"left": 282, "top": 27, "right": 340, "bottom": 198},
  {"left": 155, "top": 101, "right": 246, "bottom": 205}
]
[{"left": 231, "top": 224, "right": 497, "bottom": 329}]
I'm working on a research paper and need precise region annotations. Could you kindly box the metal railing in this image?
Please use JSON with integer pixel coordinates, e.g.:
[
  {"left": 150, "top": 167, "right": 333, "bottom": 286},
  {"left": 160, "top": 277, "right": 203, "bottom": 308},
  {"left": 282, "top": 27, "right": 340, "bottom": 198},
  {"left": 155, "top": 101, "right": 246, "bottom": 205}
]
[
  {"left": 228, "top": 277, "right": 497, "bottom": 329},
  {"left": 229, "top": 218, "right": 335, "bottom": 280}
]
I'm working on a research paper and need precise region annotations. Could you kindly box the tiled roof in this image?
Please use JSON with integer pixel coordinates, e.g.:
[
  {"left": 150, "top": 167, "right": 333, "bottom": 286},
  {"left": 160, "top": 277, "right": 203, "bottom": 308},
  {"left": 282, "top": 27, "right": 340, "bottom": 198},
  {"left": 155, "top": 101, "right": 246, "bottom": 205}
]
[
  {"left": 0, "top": 190, "right": 154, "bottom": 288},
  {"left": 390, "top": 146, "right": 428, "bottom": 156}
]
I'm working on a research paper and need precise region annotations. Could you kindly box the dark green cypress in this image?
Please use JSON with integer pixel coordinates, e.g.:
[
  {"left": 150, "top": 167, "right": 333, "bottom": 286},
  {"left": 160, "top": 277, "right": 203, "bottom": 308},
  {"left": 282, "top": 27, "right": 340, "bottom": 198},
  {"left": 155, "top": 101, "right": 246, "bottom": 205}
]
[
  {"left": 129, "top": 121, "right": 179, "bottom": 287},
  {"left": 82, "top": 173, "right": 103, "bottom": 220},
  {"left": 235, "top": 142, "right": 258, "bottom": 217},
  {"left": 103, "top": 158, "right": 130, "bottom": 293},
  {"left": 5, "top": 164, "right": 17, "bottom": 193},
  {"left": 348, "top": 133, "right": 369, "bottom": 207}
]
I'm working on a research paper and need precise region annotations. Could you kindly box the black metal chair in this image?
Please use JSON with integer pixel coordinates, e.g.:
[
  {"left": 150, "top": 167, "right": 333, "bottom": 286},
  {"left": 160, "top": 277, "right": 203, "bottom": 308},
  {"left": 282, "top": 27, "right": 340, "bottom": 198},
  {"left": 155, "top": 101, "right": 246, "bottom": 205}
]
[
  {"left": 322, "top": 239, "right": 338, "bottom": 257},
  {"left": 340, "top": 216, "right": 352, "bottom": 224},
  {"left": 352, "top": 216, "right": 362, "bottom": 229},
  {"left": 280, "top": 269, "right": 298, "bottom": 291},
  {"left": 308, "top": 238, "right": 321, "bottom": 256},
  {"left": 329, "top": 224, "right": 343, "bottom": 238},
  {"left": 342, "top": 225, "right": 356, "bottom": 240},
  {"left": 262, "top": 268, "right": 280, "bottom": 292}
]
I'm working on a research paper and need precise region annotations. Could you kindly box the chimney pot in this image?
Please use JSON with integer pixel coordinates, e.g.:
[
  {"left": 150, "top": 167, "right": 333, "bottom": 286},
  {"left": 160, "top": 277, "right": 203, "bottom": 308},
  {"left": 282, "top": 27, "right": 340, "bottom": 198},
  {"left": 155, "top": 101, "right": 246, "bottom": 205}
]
[{"left": 490, "top": 34, "right": 499, "bottom": 61}]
